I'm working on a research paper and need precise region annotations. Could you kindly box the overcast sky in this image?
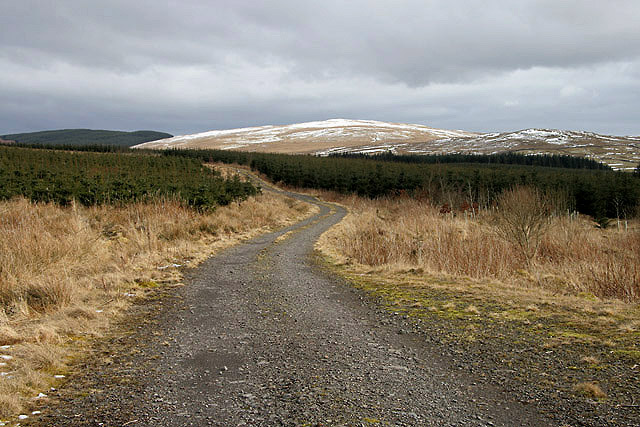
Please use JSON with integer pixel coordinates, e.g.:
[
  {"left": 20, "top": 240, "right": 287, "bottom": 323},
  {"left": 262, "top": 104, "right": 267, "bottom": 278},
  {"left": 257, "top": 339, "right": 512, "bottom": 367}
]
[{"left": 2, "top": 1, "right": 640, "bottom": 136}]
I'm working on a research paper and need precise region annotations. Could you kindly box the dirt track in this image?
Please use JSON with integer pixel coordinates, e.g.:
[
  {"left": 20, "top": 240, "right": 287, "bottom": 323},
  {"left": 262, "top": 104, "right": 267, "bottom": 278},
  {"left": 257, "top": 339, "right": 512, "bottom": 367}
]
[{"left": 32, "top": 187, "right": 554, "bottom": 426}]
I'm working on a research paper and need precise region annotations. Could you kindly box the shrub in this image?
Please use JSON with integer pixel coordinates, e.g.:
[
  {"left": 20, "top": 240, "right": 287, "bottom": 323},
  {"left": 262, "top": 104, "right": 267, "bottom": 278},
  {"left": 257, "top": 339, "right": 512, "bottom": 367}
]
[{"left": 493, "top": 186, "right": 552, "bottom": 265}]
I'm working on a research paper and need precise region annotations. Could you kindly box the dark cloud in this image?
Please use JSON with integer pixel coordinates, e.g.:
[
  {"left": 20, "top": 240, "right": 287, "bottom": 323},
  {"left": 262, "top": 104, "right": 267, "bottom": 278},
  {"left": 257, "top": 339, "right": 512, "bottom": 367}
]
[{"left": 2, "top": 1, "right": 640, "bottom": 135}]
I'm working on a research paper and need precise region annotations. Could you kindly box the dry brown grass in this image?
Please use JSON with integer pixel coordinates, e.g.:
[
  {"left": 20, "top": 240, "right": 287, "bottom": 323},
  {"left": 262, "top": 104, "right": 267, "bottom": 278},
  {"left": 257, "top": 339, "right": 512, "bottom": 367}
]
[
  {"left": 573, "top": 382, "right": 607, "bottom": 399},
  {"left": 318, "top": 195, "right": 640, "bottom": 302},
  {"left": 0, "top": 192, "right": 314, "bottom": 418}
]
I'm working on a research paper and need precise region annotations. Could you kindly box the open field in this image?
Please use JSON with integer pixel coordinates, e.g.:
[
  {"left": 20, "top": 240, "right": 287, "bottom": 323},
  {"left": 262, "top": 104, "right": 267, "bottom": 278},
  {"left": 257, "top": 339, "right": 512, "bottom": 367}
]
[{"left": 0, "top": 192, "right": 315, "bottom": 419}]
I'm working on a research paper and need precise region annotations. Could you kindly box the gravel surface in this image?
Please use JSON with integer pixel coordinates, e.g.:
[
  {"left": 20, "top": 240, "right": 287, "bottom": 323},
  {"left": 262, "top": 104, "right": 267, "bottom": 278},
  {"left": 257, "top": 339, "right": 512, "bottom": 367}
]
[{"left": 31, "top": 189, "right": 554, "bottom": 426}]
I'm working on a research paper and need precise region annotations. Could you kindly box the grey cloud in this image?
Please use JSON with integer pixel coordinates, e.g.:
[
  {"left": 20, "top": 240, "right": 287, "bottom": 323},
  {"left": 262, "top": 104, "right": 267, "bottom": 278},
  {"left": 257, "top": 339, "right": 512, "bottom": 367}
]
[
  {"left": 1, "top": 1, "right": 640, "bottom": 135},
  {"left": 4, "top": 1, "right": 640, "bottom": 82}
]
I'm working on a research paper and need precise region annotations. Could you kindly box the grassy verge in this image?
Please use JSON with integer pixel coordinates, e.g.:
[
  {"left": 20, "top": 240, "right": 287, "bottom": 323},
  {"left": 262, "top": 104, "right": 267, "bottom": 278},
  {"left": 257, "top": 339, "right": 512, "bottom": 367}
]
[
  {"left": 314, "top": 193, "right": 640, "bottom": 424},
  {"left": 0, "top": 191, "right": 316, "bottom": 419}
]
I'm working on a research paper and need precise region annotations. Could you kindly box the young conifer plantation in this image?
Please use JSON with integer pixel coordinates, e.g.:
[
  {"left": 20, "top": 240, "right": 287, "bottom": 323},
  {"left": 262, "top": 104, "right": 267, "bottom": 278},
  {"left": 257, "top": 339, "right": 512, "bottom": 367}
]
[
  {"left": 0, "top": 145, "right": 258, "bottom": 209},
  {"left": 162, "top": 148, "right": 640, "bottom": 221}
]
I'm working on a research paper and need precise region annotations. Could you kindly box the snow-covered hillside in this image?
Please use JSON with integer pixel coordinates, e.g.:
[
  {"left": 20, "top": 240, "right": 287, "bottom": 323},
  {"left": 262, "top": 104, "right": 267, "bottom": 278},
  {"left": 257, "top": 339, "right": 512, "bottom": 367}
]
[
  {"left": 133, "top": 120, "right": 640, "bottom": 170},
  {"left": 133, "top": 119, "right": 477, "bottom": 152},
  {"left": 417, "top": 129, "right": 640, "bottom": 171}
]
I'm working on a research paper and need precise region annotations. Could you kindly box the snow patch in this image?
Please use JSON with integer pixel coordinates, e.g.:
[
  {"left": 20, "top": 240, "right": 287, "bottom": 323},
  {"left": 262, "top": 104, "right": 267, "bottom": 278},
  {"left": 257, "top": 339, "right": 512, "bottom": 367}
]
[{"left": 158, "top": 263, "right": 182, "bottom": 270}]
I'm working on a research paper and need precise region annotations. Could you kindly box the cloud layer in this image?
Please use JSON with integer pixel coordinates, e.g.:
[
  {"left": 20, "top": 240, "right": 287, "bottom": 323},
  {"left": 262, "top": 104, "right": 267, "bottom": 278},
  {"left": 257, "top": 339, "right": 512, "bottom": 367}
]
[{"left": 2, "top": 1, "right": 640, "bottom": 135}]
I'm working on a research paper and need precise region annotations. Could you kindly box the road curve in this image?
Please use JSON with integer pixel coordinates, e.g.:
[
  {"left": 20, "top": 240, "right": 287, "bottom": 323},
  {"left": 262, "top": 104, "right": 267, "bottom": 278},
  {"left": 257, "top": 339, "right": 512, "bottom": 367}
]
[{"left": 34, "top": 183, "right": 552, "bottom": 426}]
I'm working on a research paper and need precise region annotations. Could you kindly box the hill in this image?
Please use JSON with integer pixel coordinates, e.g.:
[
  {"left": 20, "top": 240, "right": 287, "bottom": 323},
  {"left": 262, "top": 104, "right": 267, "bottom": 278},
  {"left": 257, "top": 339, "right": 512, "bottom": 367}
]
[
  {"left": 1, "top": 129, "right": 173, "bottom": 147},
  {"left": 133, "top": 119, "right": 476, "bottom": 153},
  {"left": 133, "top": 119, "right": 640, "bottom": 170},
  {"left": 420, "top": 128, "right": 640, "bottom": 171}
]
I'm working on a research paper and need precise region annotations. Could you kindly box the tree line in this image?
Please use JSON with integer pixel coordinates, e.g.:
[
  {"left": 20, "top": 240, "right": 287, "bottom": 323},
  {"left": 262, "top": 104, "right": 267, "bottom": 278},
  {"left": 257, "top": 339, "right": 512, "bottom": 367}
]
[
  {"left": 4, "top": 142, "right": 638, "bottom": 221},
  {"left": 332, "top": 152, "right": 612, "bottom": 170},
  {"left": 161, "top": 149, "right": 640, "bottom": 220}
]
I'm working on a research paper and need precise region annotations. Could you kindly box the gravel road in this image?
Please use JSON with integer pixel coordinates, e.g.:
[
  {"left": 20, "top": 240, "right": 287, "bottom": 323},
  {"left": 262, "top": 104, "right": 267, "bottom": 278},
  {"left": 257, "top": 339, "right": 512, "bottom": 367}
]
[{"left": 33, "top": 187, "right": 554, "bottom": 426}]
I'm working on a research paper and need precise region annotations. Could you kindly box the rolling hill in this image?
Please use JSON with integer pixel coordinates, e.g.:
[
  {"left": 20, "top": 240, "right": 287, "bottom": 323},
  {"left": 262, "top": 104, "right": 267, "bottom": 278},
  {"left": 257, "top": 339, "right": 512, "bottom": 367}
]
[
  {"left": 133, "top": 119, "right": 476, "bottom": 153},
  {"left": 133, "top": 119, "right": 640, "bottom": 170},
  {"left": 1, "top": 129, "right": 173, "bottom": 147}
]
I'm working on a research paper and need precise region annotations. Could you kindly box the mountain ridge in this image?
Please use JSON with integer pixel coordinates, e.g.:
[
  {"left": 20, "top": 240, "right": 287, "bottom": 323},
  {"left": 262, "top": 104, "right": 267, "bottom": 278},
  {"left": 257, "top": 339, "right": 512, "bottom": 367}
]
[{"left": 131, "top": 119, "right": 639, "bottom": 171}]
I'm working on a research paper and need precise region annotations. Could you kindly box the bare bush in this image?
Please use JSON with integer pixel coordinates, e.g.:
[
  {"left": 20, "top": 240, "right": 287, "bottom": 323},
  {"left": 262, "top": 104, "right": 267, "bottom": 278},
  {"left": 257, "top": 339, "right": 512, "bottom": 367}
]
[{"left": 493, "top": 186, "right": 552, "bottom": 266}]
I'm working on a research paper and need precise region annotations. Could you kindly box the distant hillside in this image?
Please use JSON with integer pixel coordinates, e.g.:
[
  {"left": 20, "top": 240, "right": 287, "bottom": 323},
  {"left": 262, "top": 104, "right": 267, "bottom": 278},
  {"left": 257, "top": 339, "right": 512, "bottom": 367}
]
[
  {"left": 133, "top": 119, "right": 640, "bottom": 171},
  {"left": 1, "top": 129, "right": 173, "bottom": 147},
  {"left": 134, "top": 119, "right": 477, "bottom": 153}
]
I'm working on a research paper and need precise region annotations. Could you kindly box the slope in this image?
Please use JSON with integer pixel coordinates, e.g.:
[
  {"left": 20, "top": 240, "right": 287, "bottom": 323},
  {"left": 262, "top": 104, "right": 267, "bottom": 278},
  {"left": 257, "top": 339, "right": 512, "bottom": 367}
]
[
  {"left": 133, "top": 119, "right": 640, "bottom": 170},
  {"left": 2, "top": 129, "right": 173, "bottom": 147}
]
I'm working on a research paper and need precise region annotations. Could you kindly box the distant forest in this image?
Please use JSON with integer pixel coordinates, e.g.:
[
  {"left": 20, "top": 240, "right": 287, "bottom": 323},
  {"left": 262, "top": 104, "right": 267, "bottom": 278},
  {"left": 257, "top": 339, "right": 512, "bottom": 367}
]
[
  {"left": 163, "top": 149, "right": 640, "bottom": 220},
  {"left": 1, "top": 129, "right": 172, "bottom": 147},
  {"left": 4, "top": 143, "right": 639, "bottom": 220}
]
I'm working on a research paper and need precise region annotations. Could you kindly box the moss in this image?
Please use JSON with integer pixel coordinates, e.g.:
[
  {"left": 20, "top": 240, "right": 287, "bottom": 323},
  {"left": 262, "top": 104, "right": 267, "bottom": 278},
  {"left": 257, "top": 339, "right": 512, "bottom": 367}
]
[
  {"left": 500, "top": 309, "right": 534, "bottom": 321},
  {"left": 135, "top": 279, "right": 159, "bottom": 289},
  {"left": 576, "top": 292, "right": 599, "bottom": 301},
  {"left": 556, "top": 331, "right": 596, "bottom": 342},
  {"left": 587, "top": 364, "right": 606, "bottom": 371}
]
